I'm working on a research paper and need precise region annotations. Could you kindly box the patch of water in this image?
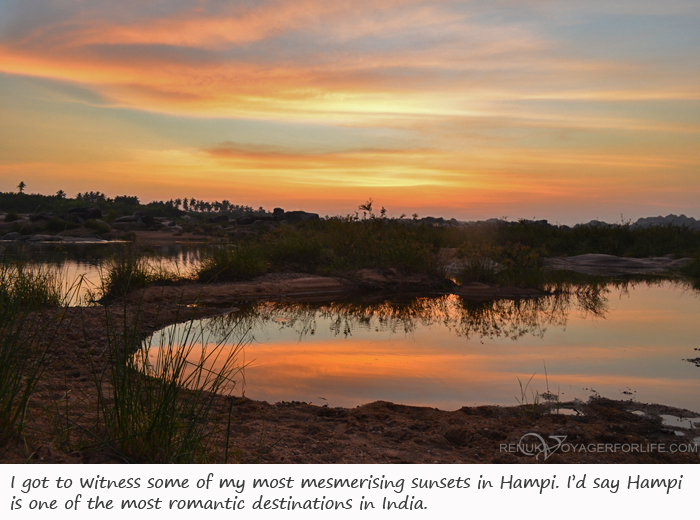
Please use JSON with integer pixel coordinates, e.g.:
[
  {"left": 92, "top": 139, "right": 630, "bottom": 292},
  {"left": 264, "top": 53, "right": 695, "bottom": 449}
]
[
  {"left": 553, "top": 408, "right": 581, "bottom": 416},
  {"left": 660, "top": 415, "right": 700, "bottom": 429},
  {"left": 147, "top": 281, "right": 700, "bottom": 411},
  {"left": 1, "top": 241, "right": 211, "bottom": 304}
]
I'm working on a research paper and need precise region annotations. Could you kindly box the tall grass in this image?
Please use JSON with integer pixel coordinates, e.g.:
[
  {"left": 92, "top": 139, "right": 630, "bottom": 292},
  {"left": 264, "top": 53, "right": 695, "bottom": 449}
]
[
  {"left": 0, "top": 259, "right": 72, "bottom": 444},
  {"left": 197, "top": 245, "right": 268, "bottom": 283},
  {"left": 680, "top": 256, "right": 700, "bottom": 290},
  {"left": 0, "top": 259, "right": 66, "bottom": 307},
  {"left": 97, "top": 252, "right": 182, "bottom": 299},
  {"left": 90, "top": 304, "right": 249, "bottom": 463},
  {"left": 455, "top": 243, "right": 547, "bottom": 287},
  {"left": 197, "top": 215, "right": 439, "bottom": 281},
  {"left": 441, "top": 220, "right": 700, "bottom": 259}
]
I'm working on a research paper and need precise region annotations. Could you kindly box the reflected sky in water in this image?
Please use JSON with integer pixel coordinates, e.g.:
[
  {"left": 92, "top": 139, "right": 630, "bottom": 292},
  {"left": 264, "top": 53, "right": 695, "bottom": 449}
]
[
  {"left": 1, "top": 242, "right": 209, "bottom": 304},
  {"left": 149, "top": 281, "right": 700, "bottom": 412}
]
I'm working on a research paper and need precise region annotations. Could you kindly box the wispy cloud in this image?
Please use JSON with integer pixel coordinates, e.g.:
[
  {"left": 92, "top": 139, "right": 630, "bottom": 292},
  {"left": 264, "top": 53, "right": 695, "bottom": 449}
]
[{"left": 0, "top": 0, "right": 699, "bottom": 221}]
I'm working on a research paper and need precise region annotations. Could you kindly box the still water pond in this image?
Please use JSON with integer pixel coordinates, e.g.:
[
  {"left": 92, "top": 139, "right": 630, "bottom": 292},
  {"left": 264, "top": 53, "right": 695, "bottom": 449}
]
[{"left": 149, "top": 281, "right": 700, "bottom": 412}]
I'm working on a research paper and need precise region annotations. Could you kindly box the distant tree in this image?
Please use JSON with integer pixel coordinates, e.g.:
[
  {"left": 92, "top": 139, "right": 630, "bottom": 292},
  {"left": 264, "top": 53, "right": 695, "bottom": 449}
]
[
  {"left": 17, "top": 181, "right": 26, "bottom": 193},
  {"left": 174, "top": 198, "right": 182, "bottom": 210},
  {"left": 182, "top": 198, "right": 189, "bottom": 211},
  {"left": 55, "top": 189, "right": 66, "bottom": 199},
  {"left": 114, "top": 195, "right": 140, "bottom": 206}
]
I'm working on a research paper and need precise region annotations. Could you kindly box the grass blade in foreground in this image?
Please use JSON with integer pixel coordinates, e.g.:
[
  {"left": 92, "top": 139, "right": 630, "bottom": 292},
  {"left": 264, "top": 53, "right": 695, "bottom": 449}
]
[
  {"left": 0, "top": 259, "right": 74, "bottom": 445},
  {"left": 91, "top": 303, "right": 249, "bottom": 463}
]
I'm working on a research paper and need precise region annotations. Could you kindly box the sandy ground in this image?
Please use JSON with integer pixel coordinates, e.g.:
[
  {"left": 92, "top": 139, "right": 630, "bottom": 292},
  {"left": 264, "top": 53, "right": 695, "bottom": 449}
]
[
  {"left": 3, "top": 287, "right": 698, "bottom": 465},
  {"left": 129, "top": 271, "right": 549, "bottom": 307}
]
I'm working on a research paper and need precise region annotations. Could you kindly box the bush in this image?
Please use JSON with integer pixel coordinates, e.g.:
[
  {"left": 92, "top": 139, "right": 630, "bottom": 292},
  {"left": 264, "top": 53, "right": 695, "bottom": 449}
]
[
  {"left": 4, "top": 211, "right": 20, "bottom": 223},
  {"left": 84, "top": 219, "right": 111, "bottom": 235}
]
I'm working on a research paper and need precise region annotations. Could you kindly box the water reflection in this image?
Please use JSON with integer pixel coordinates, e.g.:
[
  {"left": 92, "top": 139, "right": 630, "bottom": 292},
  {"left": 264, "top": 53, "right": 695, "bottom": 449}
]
[
  {"left": 153, "top": 281, "right": 700, "bottom": 412},
  {"left": 208, "top": 282, "right": 610, "bottom": 342},
  {"left": 1, "top": 242, "right": 213, "bottom": 304}
]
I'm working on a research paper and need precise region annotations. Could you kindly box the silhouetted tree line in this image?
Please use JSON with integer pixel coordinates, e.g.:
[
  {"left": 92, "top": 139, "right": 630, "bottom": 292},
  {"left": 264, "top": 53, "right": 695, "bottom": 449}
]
[{"left": 1, "top": 185, "right": 263, "bottom": 218}]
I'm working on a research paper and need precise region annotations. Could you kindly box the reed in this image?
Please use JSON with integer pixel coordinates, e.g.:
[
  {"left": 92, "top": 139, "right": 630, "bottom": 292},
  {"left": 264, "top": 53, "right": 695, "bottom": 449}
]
[
  {"left": 89, "top": 302, "right": 249, "bottom": 463},
  {"left": 0, "top": 258, "right": 73, "bottom": 445}
]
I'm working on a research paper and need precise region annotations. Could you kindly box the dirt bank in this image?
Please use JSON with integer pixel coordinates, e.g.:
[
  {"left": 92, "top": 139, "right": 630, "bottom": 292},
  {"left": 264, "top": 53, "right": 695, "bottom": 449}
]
[{"left": 129, "top": 270, "right": 554, "bottom": 306}]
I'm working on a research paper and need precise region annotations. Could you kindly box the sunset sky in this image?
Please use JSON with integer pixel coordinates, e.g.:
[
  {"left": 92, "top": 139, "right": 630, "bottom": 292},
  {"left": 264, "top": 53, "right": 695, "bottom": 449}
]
[{"left": 1, "top": 0, "right": 699, "bottom": 223}]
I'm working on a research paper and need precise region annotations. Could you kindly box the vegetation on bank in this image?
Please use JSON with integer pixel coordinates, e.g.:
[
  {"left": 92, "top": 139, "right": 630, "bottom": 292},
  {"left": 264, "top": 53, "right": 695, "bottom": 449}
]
[
  {"left": 97, "top": 254, "right": 185, "bottom": 299},
  {"left": 197, "top": 210, "right": 439, "bottom": 282},
  {"left": 194, "top": 216, "right": 700, "bottom": 288},
  {"left": 4, "top": 188, "right": 700, "bottom": 289},
  {"left": 0, "top": 259, "right": 70, "bottom": 444},
  {"left": 0, "top": 258, "right": 248, "bottom": 462}
]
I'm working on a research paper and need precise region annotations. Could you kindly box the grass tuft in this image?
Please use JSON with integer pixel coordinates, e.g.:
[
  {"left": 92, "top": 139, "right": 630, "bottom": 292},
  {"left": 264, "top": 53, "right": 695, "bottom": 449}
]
[
  {"left": 197, "top": 245, "right": 269, "bottom": 283},
  {"left": 0, "top": 258, "right": 74, "bottom": 445},
  {"left": 89, "top": 303, "right": 248, "bottom": 463}
]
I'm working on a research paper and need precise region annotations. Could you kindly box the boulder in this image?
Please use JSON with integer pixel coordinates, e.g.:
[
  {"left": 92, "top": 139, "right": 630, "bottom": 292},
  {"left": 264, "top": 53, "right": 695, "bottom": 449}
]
[
  {"left": 112, "top": 215, "right": 139, "bottom": 223},
  {"left": 1, "top": 232, "right": 19, "bottom": 241},
  {"left": 208, "top": 214, "right": 230, "bottom": 224},
  {"left": 237, "top": 216, "right": 256, "bottom": 225},
  {"left": 86, "top": 207, "right": 102, "bottom": 219},
  {"left": 284, "top": 211, "right": 319, "bottom": 222},
  {"left": 545, "top": 254, "right": 693, "bottom": 276},
  {"left": 29, "top": 212, "right": 54, "bottom": 221},
  {"left": 633, "top": 214, "right": 700, "bottom": 230},
  {"left": 28, "top": 234, "right": 61, "bottom": 242},
  {"left": 273, "top": 207, "right": 285, "bottom": 216},
  {"left": 66, "top": 206, "right": 101, "bottom": 220}
]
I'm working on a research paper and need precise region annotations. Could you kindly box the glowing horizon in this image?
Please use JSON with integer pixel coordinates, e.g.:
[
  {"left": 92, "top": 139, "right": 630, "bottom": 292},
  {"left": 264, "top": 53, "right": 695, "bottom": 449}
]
[{"left": 1, "top": 0, "right": 699, "bottom": 224}]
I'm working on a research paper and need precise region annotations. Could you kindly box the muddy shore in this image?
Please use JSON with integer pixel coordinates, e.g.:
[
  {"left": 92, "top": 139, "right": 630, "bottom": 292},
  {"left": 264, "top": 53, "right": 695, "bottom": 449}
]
[{"left": 3, "top": 278, "right": 698, "bottom": 465}]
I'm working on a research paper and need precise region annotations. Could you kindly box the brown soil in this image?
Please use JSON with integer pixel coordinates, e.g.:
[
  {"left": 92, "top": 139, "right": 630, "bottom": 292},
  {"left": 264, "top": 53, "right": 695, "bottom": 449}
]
[
  {"left": 130, "top": 270, "right": 553, "bottom": 307},
  {"left": 2, "top": 292, "right": 698, "bottom": 465}
]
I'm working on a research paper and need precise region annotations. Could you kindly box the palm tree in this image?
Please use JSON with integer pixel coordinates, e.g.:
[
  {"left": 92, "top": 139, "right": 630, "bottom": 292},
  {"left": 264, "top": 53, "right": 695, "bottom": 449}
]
[
  {"left": 17, "top": 181, "right": 26, "bottom": 193},
  {"left": 56, "top": 189, "right": 66, "bottom": 199}
]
